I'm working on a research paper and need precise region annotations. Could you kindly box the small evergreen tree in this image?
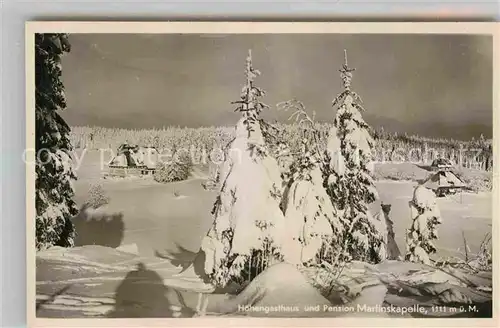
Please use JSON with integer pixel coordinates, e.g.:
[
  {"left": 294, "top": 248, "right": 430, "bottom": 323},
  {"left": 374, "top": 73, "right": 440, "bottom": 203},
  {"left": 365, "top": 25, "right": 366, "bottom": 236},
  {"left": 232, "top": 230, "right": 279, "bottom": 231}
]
[
  {"left": 201, "top": 50, "right": 285, "bottom": 288},
  {"left": 477, "top": 133, "right": 488, "bottom": 170},
  {"left": 324, "top": 50, "right": 385, "bottom": 263},
  {"left": 406, "top": 185, "right": 442, "bottom": 265},
  {"left": 153, "top": 151, "right": 193, "bottom": 183},
  {"left": 278, "top": 100, "right": 344, "bottom": 266},
  {"left": 35, "top": 34, "right": 78, "bottom": 250}
]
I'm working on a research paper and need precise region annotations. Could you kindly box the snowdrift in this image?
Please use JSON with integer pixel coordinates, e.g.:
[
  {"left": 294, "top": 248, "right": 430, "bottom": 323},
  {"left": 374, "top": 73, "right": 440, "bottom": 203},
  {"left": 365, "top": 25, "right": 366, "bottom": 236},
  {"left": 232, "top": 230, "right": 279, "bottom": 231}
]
[
  {"left": 36, "top": 245, "right": 214, "bottom": 318},
  {"left": 36, "top": 245, "right": 492, "bottom": 318},
  {"left": 208, "top": 263, "right": 333, "bottom": 317}
]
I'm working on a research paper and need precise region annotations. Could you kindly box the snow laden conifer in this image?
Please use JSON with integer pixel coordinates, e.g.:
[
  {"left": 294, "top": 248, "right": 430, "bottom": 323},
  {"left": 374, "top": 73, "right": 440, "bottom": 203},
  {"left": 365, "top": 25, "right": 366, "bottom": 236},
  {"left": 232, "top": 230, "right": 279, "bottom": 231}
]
[
  {"left": 35, "top": 34, "right": 78, "bottom": 250},
  {"left": 325, "top": 50, "right": 385, "bottom": 263},
  {"left": 201, "top": 50, "right": 285, "bottom": 288},
  {"left": 278, "top": 100, "right": 344, "bottom": 266},
  {"left": 406, "top": 185, "right": 442, "bottom": 265}
]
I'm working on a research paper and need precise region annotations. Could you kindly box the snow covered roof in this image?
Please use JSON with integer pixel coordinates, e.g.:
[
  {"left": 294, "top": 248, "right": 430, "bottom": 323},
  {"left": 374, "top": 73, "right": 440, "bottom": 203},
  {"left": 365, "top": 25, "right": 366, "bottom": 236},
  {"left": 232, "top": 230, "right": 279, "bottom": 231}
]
[
  {"left": 108, "top": 145, "right": 159, "bottom": 169},
  {"left": 423, "top": 170, "right": 467, "bottom": 190}
]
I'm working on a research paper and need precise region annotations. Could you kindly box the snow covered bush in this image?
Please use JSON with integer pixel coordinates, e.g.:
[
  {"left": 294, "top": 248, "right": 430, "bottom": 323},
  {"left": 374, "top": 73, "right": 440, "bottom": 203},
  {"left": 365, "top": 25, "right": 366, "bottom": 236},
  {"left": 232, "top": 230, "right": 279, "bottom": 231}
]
[
  {"left": 435, "top": 232, "right": 492, "bottom": 273},
  {"left": 35, "top": 34, "right": 79, "bottom": 250},
  {"left": 87, "top": 184, "right": 110, "bottom": 209},
  {"left": 475, "top": 233, "right": 493, "bottom": 271},
  {"left": 324, "top": 50, "right": 385, "bottom": 263},
  {"left": 406, "top": 185, "right": 442, "bottom": 265},
  {"left": 153, "top": 151, "right": 193, "bottom": 183},
  {"left": 201, "top": 50, "right": 286, "bottom": 288}
]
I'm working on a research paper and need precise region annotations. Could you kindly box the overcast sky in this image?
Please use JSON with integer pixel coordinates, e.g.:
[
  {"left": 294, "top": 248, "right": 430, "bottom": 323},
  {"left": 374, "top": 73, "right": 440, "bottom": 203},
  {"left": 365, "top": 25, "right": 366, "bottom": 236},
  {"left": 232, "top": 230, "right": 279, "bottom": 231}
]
[{"left": 60, "top": 33, "right": 493, "bottom": 140}]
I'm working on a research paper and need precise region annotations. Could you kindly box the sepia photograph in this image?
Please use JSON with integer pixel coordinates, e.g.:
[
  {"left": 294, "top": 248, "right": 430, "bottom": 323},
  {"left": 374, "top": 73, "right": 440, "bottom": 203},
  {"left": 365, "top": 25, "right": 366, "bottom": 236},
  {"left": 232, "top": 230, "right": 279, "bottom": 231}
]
[{"left": 28, "top": 23, "right": 495, "bottom": 322}]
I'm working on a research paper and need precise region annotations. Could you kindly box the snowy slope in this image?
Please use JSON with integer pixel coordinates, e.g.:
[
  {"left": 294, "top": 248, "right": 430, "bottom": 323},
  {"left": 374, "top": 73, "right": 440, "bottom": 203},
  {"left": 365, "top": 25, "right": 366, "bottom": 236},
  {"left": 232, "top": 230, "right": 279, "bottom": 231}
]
[{"left": 36, "top": 246, "right": 492, "bottom": 318}]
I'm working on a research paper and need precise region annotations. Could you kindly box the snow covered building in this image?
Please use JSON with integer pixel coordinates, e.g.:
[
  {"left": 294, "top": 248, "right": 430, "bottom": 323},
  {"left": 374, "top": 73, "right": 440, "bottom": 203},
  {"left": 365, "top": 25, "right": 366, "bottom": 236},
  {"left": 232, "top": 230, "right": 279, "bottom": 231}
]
[
  {"left": 422, "top": 169, "right": 467, "bottom": 197},
  {"left": 108, "top": 144, "right": 159, "bottom": 177}
]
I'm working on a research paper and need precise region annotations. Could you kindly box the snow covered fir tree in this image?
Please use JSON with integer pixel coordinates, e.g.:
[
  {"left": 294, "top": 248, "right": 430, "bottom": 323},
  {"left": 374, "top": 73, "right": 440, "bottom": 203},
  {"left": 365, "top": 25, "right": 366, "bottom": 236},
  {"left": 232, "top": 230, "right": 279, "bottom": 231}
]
[
  {"left": 35, "top": 33, "right": 79, "bottom": 250},
  {"left": 201, "top": 50, "right": 286, "bottom": 288},
  {"left": 277, "top": 99, "right": 345, "bottom": 266},
  {"left": 406, "top": 185, "right": 442, "bottom": 265},
  {"left": 324, "top": 50, "right": 386, "bottom": 264}
]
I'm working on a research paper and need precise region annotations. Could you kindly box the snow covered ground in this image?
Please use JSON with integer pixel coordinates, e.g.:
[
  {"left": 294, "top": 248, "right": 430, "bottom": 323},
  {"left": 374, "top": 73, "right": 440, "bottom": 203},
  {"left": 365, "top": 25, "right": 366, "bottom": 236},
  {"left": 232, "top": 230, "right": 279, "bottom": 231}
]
[
  {"left": 376, "top": 180, "right": 491, "bottom": 260},
  {"left": 35, "top": 151, "right": 492, "bottom": 318},
  {"left": 36, "top": 246, "right": 492, "bottom": 318},
  {"left": 70, "top": 152, "right": 492, "bottom": 261}
]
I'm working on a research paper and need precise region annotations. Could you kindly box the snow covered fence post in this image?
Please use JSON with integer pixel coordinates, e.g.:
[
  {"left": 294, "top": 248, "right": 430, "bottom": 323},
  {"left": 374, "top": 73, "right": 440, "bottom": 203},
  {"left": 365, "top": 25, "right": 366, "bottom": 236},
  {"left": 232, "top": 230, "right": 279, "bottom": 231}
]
[
  {"left": 324, "top": 50, "right": 386, "bottom": 264},
  {"left": 201, "top": 50, "right": 286, "bottom": 288},
  {"left": 405, "top": 185, "right": 442, "bottom": 265},
  {"left": 35, "top": 34, "right": 79, "bottom": 250}
]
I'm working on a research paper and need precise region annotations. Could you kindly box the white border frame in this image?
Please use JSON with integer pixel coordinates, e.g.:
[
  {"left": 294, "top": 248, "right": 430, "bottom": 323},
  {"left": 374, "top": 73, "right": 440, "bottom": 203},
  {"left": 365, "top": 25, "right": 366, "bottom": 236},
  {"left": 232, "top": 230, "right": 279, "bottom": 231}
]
[{"left": 25, "top": 21, "right": 500, "bottom": 328}]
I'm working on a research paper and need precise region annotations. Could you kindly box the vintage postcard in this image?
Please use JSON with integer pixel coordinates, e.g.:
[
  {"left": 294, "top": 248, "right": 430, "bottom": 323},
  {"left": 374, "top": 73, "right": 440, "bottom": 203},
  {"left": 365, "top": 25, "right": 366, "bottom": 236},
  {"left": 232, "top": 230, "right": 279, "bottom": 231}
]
[{"left": 26, "top": 22, "right": 498, "bottom": 327}]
